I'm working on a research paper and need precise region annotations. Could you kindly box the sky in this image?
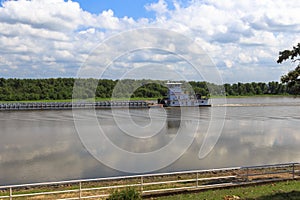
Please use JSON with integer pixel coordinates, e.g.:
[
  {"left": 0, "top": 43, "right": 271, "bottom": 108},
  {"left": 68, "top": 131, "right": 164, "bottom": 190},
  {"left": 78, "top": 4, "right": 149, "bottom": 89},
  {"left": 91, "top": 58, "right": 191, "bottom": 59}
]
[{"left": 0, "top": 0, "right": 300, "bottom": 83}]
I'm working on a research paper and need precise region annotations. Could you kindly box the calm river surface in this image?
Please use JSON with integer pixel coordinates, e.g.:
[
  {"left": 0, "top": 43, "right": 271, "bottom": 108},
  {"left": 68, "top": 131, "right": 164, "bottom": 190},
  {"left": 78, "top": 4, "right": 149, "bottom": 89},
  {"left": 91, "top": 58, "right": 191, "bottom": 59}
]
[{"left": 1, "top": 97, "right": 300, "bottom": 185}]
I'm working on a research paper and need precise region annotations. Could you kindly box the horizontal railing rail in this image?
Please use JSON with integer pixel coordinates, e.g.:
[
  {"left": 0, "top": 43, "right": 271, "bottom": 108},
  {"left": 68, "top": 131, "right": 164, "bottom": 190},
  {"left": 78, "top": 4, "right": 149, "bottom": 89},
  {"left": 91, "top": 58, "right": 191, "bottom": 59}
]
[{"left": 0, "top": 162, "right": 299, "bottom": 199}]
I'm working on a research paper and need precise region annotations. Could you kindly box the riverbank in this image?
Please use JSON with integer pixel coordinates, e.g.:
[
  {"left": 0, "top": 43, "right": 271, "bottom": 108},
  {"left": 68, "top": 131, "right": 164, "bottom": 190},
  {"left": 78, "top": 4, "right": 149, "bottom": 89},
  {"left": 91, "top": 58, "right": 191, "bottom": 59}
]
[
  {"left": 153, "top": 180, "right": 300, "bottom": 200},
  {"left": 0, "top": 78, "right": 292, "bottom": 102},
  {"left": 0, "top": 97, "right": 158, "bottom": 104},
  {"left": 211, "top": 94, "right": 294, "bottom": 98},
  {"left": 0, "top": 95, "right": 296, "bottom": 104},
  {"left": 1, "top": 179, "right": 299, "bottom": 199},
  {"left": 2, "top": 95, "right": 299, "bottom": 111},
  {"left": 1, "top": 163, "right": 299, "bottom": 199}
]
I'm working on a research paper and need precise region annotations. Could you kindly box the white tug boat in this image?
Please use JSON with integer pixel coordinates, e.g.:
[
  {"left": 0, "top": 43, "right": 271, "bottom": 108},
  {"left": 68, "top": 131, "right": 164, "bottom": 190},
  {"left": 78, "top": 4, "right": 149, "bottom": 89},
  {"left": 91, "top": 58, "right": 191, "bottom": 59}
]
[{"left": 158, "top": 82, "right": 211, "bottom": 107}]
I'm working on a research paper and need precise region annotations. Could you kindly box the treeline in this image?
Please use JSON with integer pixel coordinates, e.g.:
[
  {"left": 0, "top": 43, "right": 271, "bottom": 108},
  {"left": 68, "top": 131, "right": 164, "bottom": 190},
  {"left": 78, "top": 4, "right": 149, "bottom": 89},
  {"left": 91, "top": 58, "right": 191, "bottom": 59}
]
[
  {"left": 224, "top": 82, "right": 288, "bottom": 96},
  {"left": 0, "top": 78, "right": 290, "bottom": 101}
]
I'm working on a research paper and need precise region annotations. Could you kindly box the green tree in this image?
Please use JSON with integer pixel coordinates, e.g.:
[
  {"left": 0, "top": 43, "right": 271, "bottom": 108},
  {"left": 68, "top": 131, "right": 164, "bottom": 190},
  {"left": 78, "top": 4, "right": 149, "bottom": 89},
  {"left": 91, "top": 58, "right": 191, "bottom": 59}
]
[
  {"left": 245, "top": 83, "right": 255, "bottom": 95},
  {"left": 237, "top": 82, "right": 246, "bottom": 95},
  {"left": 277, "top": 43, "right": 300, "bottom": 95}
]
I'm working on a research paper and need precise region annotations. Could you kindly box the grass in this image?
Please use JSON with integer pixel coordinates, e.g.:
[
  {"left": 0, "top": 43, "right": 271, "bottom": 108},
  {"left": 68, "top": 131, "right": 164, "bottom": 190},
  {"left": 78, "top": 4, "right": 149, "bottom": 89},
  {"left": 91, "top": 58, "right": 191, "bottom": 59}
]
[
  {"left": 1, "top": 94, "right": 296, "bottom": 103},
  {"left": 1, "top": 181, "right": 299, "bottom": 200},
  {"left": 0, "top": 167, "right": 299, "bottom": 200},
  {"left": 0, "top": 97, "right": 158, "bottom": 103},
  {"left": 153, "top": 180, "right": 300, "bottom": 200},
  {"left": 0, "top": 99, "right": 73, "bottom": 103},
  {"left": 211, "top": 94, "right": 294, "bottom": 98}
]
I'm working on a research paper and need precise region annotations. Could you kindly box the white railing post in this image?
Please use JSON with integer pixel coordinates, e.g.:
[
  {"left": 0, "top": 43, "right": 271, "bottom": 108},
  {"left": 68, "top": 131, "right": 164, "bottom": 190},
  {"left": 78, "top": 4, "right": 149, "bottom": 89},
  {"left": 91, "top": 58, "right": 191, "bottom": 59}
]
[
  {"left": 79, "top": 181, "right": 82, "bottom": 199},
  {"left": 196, "top": 172, "right": 198, "bottom": 188},
  {"left": 292, "top": 163, "right": 295, "bottom": 179},
  {"left": 140, "top": 176, "right": 143, "bottom": 194},
  {"left": 9, "top": 187, "right": 12, "bottom": 200}
]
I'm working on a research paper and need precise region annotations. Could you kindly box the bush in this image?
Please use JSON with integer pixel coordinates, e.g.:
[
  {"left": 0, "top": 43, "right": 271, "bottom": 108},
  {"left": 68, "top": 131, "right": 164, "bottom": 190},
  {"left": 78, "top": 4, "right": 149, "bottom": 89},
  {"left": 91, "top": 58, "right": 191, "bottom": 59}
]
[{"left": 107, "top": 188, "right": 141, "bottom": 200}]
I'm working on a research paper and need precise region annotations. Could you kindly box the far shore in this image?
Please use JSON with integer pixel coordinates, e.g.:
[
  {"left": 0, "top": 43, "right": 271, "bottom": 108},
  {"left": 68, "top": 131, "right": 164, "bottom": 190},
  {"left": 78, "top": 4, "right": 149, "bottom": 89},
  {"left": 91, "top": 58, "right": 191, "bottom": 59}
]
[{"left": 0, "top": 94, "right": 297, "bottom": 104}]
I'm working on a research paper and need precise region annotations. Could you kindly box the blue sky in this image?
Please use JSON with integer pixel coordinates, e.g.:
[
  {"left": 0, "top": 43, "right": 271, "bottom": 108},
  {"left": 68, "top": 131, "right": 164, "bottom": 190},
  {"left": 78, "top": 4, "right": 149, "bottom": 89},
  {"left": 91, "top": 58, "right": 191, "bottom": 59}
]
[
  {"left": 0, "top": 0, "right": 299, "bottom": 83},
  {"left": 72, "top": 0, "right": 160, "bottom": 19}
]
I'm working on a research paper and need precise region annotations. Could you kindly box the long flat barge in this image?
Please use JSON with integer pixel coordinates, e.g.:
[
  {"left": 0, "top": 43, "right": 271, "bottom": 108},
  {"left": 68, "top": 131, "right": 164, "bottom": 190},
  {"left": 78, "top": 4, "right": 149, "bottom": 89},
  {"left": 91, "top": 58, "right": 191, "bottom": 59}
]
[{"left": 0, "top": 101, "right": 149, "bottom": 111}]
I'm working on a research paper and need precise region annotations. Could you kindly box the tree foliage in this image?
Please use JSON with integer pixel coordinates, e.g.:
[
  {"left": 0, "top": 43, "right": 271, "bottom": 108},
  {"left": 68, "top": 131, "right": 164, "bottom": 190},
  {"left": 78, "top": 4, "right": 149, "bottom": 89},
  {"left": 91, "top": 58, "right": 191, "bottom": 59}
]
[
  {"left": 277, "top": 43, "right": 300, "bottom": 95},
  {"left": 0, "top": 78, "right": 291, "bottom": 101}
]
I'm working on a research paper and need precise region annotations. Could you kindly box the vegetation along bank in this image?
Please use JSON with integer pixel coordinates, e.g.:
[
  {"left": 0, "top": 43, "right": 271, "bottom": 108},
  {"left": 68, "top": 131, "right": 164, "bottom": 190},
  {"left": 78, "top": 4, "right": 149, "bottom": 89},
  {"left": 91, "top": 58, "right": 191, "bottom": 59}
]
[{"left": 0, "top": 78, "right": 293, "bottom": 102}]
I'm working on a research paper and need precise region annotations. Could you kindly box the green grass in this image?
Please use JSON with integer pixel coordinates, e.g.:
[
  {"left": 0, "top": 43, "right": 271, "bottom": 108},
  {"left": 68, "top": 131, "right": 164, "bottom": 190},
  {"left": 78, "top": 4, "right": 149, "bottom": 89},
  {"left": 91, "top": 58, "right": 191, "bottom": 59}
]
[
  {"left": 211, "top": 94, "right": 293, "bottom": 98},
  {"left": 0, "top": 97, "right": 159, "bottom": 103},
  {"left": 0, "top": 178, "right": 298, "bottom": 199},
  {"left": 0, "top": 99, "right": 73, "bottom": 103},
  {"left": 0, "top": 95, "right": 296, "bottom": 104},
  {"left": 154, "top": 180, "right": 300, "bottom": 200}
]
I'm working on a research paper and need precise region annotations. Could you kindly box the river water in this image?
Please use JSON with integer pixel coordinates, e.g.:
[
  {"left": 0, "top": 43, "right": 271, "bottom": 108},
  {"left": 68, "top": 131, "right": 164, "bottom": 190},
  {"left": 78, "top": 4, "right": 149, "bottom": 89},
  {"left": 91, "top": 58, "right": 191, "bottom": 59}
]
[{"left": 0, "top": 97, "right": 300, "bottom": 185}]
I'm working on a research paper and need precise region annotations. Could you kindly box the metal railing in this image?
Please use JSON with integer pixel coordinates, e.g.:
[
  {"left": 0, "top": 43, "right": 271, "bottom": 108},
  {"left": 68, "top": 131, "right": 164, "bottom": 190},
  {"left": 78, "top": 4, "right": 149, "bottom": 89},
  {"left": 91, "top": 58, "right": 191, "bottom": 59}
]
[
  {"left": 0, "top": 163, "right": 299, "bottom": 199},
  {"left": 240, "top": 162, "right": 299, "bottom": 182}
]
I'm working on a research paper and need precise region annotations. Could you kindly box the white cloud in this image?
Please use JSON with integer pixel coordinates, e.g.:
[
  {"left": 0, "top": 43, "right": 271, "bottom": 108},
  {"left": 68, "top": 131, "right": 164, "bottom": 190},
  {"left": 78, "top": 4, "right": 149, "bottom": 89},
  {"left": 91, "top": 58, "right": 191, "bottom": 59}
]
[
  {"left": 96, "top": 9, "right": 121, "bottom": 30},
  {"left": 79, "top": 28, "right": 95, "bottom": 35},
  {"left": 224, "top": 60, "right": 233, "bottom": 68},
  {"left": 0, "top": 55, "right": 16, "bottom": 69},
  {"left": 0, "top": 0, "right": 299, "bottom": 82},
  {"left": 145, "top": 0, "right": 169, "bottom": 16},
  {"left": 238, "top": 53, "right": 253, "bottom": 64},
  {"left": 0, "top": 0, "right": 85, "bottom": 31}
]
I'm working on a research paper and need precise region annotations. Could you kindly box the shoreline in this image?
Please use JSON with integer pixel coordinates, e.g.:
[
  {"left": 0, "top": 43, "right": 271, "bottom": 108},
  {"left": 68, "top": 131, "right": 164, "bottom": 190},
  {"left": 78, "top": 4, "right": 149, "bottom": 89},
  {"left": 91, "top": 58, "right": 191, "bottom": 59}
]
[
  {"left": 0, "top": 96, "right": 298, "bottom": 111},
  {"left": 0, "top": 95, "right": 296, "bottom": 104},
  {"left": 0, "top": 163, "right": 299, "bottom": 199}
]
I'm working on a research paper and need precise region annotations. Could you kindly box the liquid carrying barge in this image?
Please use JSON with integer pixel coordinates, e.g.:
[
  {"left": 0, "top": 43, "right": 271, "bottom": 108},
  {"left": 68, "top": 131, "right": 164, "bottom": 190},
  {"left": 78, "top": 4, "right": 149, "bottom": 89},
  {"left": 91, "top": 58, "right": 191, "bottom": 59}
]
[{"left": 0, "top": 101, "right": 149, "bottom": 111}]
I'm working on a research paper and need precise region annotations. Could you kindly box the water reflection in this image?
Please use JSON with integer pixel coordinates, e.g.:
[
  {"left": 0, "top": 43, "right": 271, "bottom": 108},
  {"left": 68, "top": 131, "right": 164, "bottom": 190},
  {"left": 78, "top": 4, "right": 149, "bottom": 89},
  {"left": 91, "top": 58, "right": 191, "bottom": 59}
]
[{"left": 0, "top": 97, "right": 300, "bottom": 185}]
